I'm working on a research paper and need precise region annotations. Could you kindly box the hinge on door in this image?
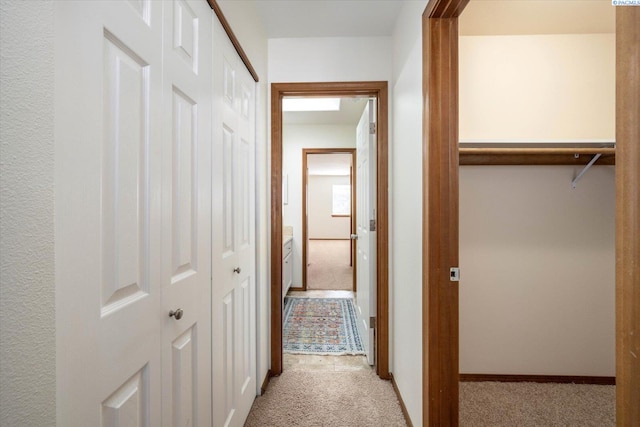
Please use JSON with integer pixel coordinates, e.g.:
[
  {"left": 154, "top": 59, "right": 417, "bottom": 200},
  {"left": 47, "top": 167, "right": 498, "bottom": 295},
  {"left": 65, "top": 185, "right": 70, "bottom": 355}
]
[
  {"left": 369, "top": 219, "right": 376, "bottom": 231},
  {"left": 369, "top": 122, "right": 376, "bottom": 134},
  {"left": 370, "top": 317, "right": 376, "bottom": 329}
]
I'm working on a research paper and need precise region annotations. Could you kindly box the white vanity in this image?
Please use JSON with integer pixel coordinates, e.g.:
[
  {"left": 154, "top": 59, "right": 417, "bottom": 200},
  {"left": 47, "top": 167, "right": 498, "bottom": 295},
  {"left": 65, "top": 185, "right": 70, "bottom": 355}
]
[{"left": 282, "top": 234, "right": 293, "bottom": 304}]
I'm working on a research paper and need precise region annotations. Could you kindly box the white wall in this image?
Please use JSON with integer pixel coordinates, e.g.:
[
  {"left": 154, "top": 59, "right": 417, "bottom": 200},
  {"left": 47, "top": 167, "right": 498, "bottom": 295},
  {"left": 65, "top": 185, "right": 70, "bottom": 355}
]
[
  {"left": 269, "top": 36, "right": 393, "bottom": 83},
  {"left": 460, "top": 166, "right": 615, "bottom": 376},
  {"left": 390, "top": 1, "right": 427, "bottom": 425},
  {"left": 283, "top": 124, "right": 355, "bottom": 286},
  {"left": 216, "top": 0, "right": 270, "bottom": 393},
  {"left": 459, "top": 34, "right": 616, "bottom": 376},
  {"left": 308, "top": 175, "right": 351, "bottom": 239},
  {"left": 0, "top": 1, "right": 56, "bottom": 425},
  {"left": 459, "top": 34, "right": 615, "bottom": 141}
]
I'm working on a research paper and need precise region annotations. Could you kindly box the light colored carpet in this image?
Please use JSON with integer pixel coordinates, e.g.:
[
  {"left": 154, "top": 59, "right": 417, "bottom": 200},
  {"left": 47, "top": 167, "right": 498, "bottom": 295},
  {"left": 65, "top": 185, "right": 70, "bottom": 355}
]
[
  {"left": 307, "top": 240, "right": 353, "bottom": 291},
  {"left": 460, "top": 381, "right": 616, "bottom": 426},
  {"left": 244, "top": 369, "right": 407, "bottom": 427}
]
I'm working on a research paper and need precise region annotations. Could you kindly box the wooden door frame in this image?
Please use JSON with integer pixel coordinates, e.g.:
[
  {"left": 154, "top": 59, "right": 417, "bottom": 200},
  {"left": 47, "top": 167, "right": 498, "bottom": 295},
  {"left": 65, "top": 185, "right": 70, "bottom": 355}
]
[
  {"left": 615, "top": 7, "right": 639, "bottom": 426},
  {"left": 301, "top": 148, "right": 357, "bottom": 292},
  {"left": 271, "top": 81, "right": 389, "bottom": 379},
  {"left": 422, "top": 1, "right": 640, "bottom": 425}
]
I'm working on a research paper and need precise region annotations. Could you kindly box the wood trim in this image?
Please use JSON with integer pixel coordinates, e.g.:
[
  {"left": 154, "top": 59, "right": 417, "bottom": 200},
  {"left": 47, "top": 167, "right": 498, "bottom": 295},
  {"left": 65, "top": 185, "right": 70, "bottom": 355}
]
[
  {"left": 207, "top": 0, "right": 259, "bottom": 82},
  {"left": 460, "top": 374, "right": 615, "bottom": 386},
  {"left": 422, "top": 1, "right": 469, "bottom": 425},
  {"left": 302, "top": 148, "right": 356, "bottom": 291},
  {"left": 302, "top": 149, "right": 309, "bottom": 291},
  {"left": 460, "top": 145, "right": 616, "bottom": 165},
  {"left": 270, "top": 83, "right": 284, "bottom": 375},
  {"left": 271, "top": 81, "right": 389, "bottom": 379},
  {"left": 616, "top": 7, "right": 640, "bottom": 427},
  {"left": 260, "top": 370, "right": 272, "bottom": 395},
  {"left": 460, "top": 153, "right": 615, "bottom": 166},
  {"left": 390, "top": 373, "right": 415, "bottom": 427},
  {"left": 308, "top": 238, "right": 350, "bottom": 241}
]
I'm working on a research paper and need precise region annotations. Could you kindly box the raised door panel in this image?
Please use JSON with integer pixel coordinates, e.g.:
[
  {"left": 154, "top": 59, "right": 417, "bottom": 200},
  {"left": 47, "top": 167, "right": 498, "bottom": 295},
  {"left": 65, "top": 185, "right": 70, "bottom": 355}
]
[
  {"left": 101, "top": 31, "right": 151, "bottom": 316},
  {"left": 102, "top": 366, "right": 150, "bottom": 427},
  {"left": 171, "top": 327, "right": 197, "bottom": 426},
  {"left": 171, "top": 88, "right": 198, "bottom": 282}
]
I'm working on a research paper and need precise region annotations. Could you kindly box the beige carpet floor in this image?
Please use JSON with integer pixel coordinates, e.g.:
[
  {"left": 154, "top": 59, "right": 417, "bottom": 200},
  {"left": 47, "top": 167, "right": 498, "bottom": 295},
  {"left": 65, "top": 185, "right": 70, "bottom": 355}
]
[
  {"left": 307, "top": 240, "right": 353, "bottom": 291},
  {"left": 460, "top": 381, "right": 616, "bottom": 426},
  {"left": 244, "top": 369, "right": 407, "bottom": 427}
]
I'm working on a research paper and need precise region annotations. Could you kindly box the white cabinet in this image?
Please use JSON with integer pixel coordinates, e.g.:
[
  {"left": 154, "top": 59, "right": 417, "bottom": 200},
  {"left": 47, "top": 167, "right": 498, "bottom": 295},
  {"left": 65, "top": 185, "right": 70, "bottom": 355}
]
[{"left": 283, "top": 238, "right": 293, "bottom": 303}]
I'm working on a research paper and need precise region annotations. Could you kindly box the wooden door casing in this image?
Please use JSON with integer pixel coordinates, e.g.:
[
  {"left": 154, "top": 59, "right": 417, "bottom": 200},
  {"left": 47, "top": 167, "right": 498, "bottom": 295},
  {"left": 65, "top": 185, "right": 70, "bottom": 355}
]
[{"left": 270, "top": 81, "right": 389, "bottom": 379}]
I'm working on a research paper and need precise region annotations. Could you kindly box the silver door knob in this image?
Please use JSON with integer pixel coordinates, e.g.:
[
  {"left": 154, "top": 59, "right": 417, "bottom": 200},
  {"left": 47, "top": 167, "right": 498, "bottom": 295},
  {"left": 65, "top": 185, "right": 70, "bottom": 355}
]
[
  {"left": 350, "top": 234, "right": 358, "bottom": 240},
  {"left": 169, "top": 308, "right": 184, "bottom": 320},
  {"left": 233, "top": 267, "right": 241, "bottom": 274}
]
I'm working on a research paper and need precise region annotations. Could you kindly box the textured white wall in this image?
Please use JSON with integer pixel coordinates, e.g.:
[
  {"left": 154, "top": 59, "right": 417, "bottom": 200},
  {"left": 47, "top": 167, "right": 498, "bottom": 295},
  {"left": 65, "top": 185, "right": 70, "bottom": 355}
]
[
  {"left": 308, "top": 175, "right": 351, "bottom": 239},
  {"left": 216, "top": 0, "right": 270, "bottom": 393},
  {"left": 0, "top": 0, "right": 56, "bottom": 425},
  {"left": 282, "top": 124, "right": 355, "bottom": 287},
  {"left": 390, "top": 2, "right": 426, "bottom": 425}
]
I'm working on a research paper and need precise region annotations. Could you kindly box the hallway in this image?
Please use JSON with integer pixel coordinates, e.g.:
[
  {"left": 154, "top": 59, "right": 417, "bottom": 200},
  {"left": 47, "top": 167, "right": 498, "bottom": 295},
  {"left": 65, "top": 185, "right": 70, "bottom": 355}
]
[{"left": 244, "top": 288, "right": 406, "bottom": 426}]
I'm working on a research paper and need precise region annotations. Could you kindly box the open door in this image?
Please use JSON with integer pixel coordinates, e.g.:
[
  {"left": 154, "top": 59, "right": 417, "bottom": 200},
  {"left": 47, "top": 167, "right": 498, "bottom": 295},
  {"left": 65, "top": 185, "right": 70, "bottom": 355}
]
[{"left": 354, "top": 99, "right": 376, "bottom": 365}]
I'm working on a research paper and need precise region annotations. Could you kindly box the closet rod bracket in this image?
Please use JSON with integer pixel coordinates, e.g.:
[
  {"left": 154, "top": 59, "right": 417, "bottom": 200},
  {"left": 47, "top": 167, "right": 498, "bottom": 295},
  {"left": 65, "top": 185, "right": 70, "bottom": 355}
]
[{"left": 572, "top": 153, "right": 602, "bottom": 189}]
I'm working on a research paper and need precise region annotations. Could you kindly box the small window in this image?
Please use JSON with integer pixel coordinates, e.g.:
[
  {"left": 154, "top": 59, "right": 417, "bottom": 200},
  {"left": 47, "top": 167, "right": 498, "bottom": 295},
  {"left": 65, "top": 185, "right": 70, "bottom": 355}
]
[{"left": 332, "top": 184, "right": 351, "bottom": 216}]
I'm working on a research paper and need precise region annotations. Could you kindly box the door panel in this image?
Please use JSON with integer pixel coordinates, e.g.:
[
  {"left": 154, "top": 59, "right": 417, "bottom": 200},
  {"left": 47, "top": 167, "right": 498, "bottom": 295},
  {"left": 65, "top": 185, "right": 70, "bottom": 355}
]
[
  {"left": 55, "top": 1, "right": 163, "bottom": 425},
  {"left": 101, "top": 30, "right": 151, "bottom": 315},
  {"left": 101, "top": 366, "right": 150, "bottom": 427},
  {"left": 355, "top": 99, "right": 377, "bottom": 365},
  {"left": 212, "top": 13, "right": 257, "bottom": 427},
  {"left": 171, "top": 327, "right": 197, "bottom": 426},
  {"left": 161, "top": 0, "right": 212, "bottom": 426}
]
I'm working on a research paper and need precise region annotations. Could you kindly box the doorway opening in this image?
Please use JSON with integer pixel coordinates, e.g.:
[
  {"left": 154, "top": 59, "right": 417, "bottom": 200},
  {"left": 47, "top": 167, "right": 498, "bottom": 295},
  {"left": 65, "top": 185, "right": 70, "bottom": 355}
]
[
  {"left": 271, "top": 81, "right": 389, "bottom": 379},
  {"left": 422, "top": 0, "right": 639, "bottom": 425},
  {"left": 302, "top": 149, "right": 357, "bottom": 293}
]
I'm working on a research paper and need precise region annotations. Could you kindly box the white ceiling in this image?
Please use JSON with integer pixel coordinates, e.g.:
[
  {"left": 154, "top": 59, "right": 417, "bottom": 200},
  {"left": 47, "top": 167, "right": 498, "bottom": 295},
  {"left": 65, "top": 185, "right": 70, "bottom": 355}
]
[
  {"left": 283, "top": 97, "right": 368, "bottom": 125},
  {"left": 252, "top": 0, "right": 406, "bottom": 38},
  {"left": 248, "top": 1, "right": 615, "bottom": 40},
  {"left": 307, "top": 153, "right": 352, "bottom": 176}
]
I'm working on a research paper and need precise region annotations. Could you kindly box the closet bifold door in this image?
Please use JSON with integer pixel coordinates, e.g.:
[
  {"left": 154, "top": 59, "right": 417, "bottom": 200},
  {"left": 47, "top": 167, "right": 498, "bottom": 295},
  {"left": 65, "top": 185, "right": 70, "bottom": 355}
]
[
  {"left": 55, "top": 1, "right": 164, "bottom": 425},
  {"left": 160, "top": 1, "right": 213, "bottom": 426},
  {"left": 211, "top": 10, "right": 258, "bottom": 427}
]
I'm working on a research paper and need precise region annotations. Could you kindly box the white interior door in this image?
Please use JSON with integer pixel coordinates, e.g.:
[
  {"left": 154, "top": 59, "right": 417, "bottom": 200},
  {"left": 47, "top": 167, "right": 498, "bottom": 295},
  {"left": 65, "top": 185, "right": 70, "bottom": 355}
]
[
  {"left": 355, "top": 99, "right": 377, "bottom": 366},
  {"left": 211, "top": 14, "right": 257, "bottom": 427},
  {"left": 55, "top": 1, "right": 163, "bottom": 425},
  {"left": 161, "top": 1, "right": 213, "bottom": 426}
]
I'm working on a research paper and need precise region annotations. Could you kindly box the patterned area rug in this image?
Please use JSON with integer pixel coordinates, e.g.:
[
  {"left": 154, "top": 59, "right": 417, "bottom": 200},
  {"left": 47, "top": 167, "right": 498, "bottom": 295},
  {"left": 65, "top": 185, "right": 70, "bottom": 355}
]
[{"left": 283, "top": 297, "right": 365, "bottom": 355}]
